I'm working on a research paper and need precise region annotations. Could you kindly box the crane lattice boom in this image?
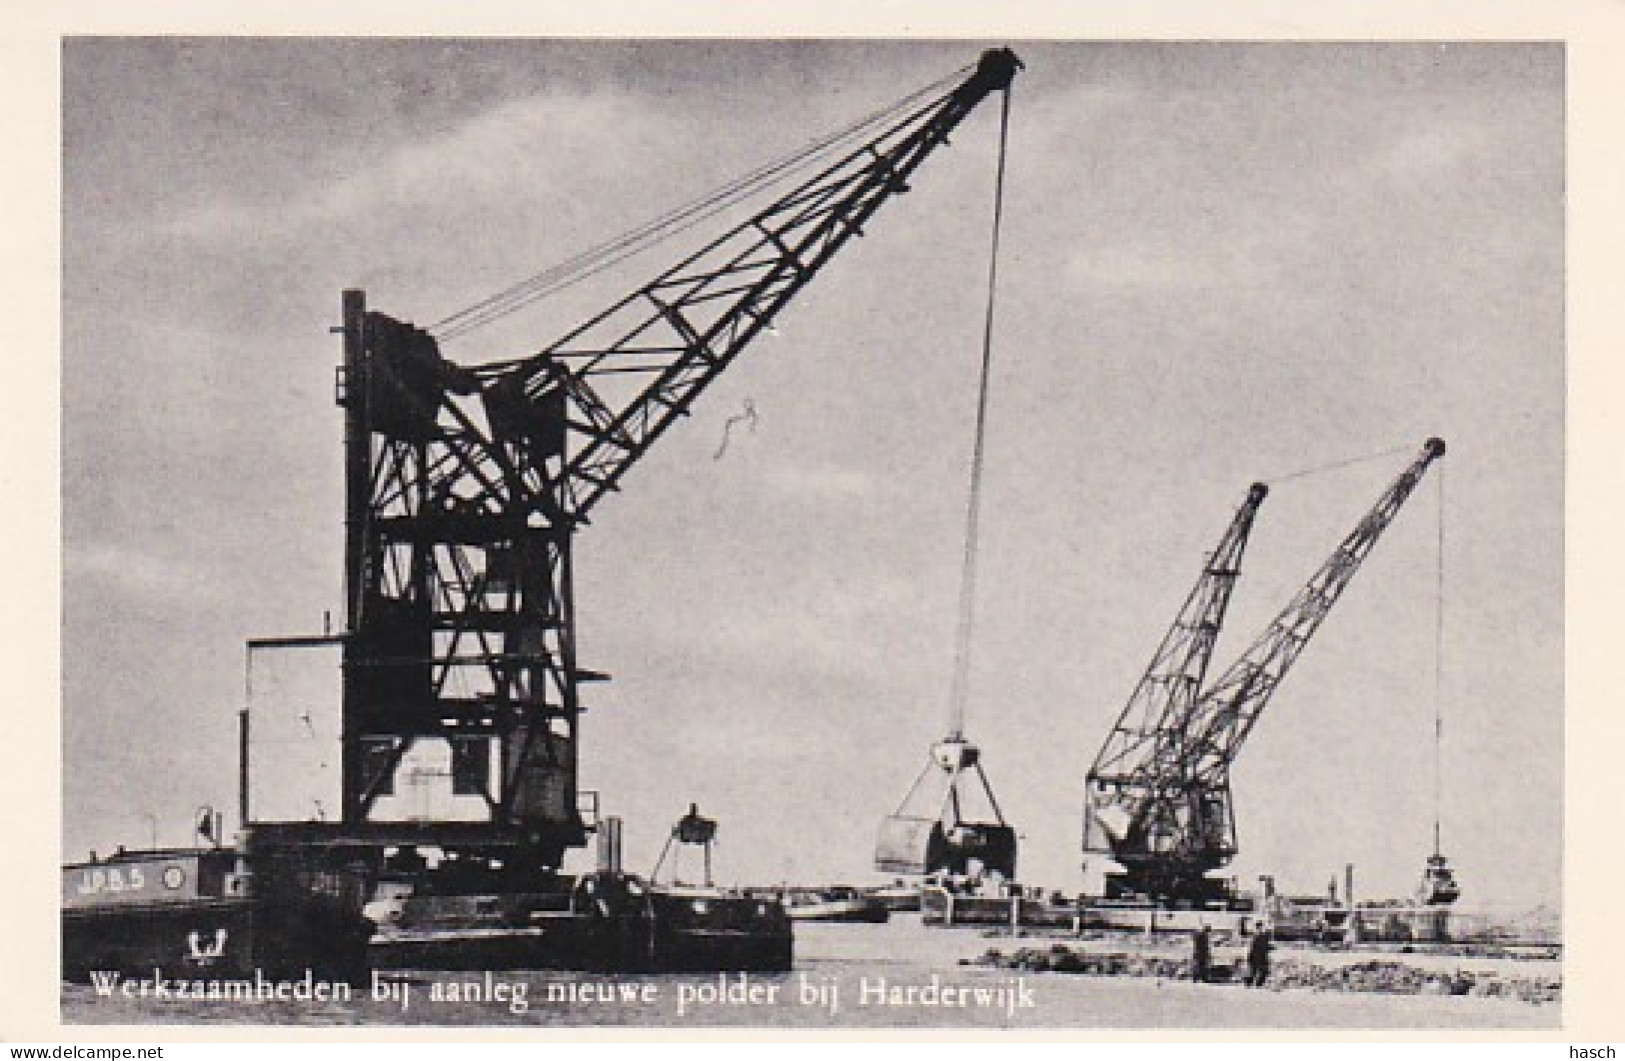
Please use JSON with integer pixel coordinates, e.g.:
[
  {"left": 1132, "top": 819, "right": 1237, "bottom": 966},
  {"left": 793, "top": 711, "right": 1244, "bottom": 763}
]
[
  {"left": 1084, "top": 439, "right": 1445, "bottom": 904},
  {"left": 483, "top": 48, "right": 1023, "bottom": 521},
  {"left": 1083, "top": 482, "right": 1268, "bottom": 890}
]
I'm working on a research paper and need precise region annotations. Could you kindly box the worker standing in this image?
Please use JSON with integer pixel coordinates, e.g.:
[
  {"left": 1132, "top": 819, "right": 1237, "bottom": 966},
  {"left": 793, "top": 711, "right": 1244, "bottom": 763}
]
[
  {"left": 1246, "top": 923, "right": 1273, "bottom": 987},
  {"left": 1190, "top": 924, "right": 1212, "bottom": 983}
]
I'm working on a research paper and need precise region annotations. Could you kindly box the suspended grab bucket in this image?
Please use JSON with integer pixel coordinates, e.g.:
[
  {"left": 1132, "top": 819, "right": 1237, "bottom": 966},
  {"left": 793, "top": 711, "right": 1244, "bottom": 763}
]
[
  {"left": 875, "top": 816, "right": 937, "bottom": 876},
  {"left": 875, "top": 738, "right": 1016, "bottom": 879}
]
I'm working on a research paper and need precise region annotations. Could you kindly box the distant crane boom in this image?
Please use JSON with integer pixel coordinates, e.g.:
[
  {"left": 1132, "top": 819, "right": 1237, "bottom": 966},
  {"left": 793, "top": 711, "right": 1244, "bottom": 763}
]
[{"left": 1184, "top": 438, "right": 1446, "bottom": 780}]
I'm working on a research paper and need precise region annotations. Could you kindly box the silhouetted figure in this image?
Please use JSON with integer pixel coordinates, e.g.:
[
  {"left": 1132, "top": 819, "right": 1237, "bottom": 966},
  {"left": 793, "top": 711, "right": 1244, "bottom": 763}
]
[
  {"left": 1246, "top": 925, "right": 1273, "bottom": 987},
  {"left": 1191, "top": 925, "right": 1212, "bottom": 983}
]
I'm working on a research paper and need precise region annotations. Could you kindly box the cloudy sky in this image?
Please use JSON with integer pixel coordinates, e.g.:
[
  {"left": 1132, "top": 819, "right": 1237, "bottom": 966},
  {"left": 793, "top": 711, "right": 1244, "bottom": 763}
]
[{"left": 62, "top": 39, "right": 1562, "bottom": 911}]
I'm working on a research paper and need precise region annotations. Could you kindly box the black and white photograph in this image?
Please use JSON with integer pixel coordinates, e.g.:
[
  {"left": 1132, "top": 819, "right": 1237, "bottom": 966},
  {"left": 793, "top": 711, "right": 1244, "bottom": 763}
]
[{"left": 40, "top": 29, "right": 1579, "bottom": 1035}]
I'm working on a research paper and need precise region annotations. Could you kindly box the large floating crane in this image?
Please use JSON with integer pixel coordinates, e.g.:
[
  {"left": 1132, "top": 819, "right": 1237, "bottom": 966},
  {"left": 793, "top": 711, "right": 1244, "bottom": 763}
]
[
  {"left": 332, "top": 48, "right": 1024, "bottom": 878},
  {"left": 1084, "top": 439, "right": 1445, "bottom": 906}
]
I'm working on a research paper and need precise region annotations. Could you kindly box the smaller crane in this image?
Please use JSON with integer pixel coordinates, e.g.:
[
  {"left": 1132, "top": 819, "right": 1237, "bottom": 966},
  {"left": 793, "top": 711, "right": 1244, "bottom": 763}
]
[
  {"left": 651, "top": 803, "right": 720, "bottom": 889},
  {"left": 1085, "top": 439, "right": 1446, "bottom": 906},
  {"left": 1084, "top": 482, "right": 1269, "bottom": 900}
]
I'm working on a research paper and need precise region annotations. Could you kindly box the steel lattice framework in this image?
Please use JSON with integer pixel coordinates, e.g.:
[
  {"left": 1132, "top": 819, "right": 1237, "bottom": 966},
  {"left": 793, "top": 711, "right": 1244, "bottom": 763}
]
[
  {"left": 335, "top": 49, "right": 1022, "bottom": 871},
  {"left": 1084, "top": 439, "right": 1444, "bottom": 904},
  {"left": 1083, "top": 482, "right": 1268, "bottom": 898}
]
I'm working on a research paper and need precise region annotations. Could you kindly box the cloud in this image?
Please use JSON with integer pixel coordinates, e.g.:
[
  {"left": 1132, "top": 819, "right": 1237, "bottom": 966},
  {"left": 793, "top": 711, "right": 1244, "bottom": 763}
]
[
  {"left": 1063, "top": 239, "right": 1274, "bottom": 293},
  {"left": 67, "top": 540, "right": 210, "bottom": 609},
  {"left": 756, "top": 461, "right": 883, "bottom": 504},
  {"left": 1368, "top": 123, "right": 1494, "bottom": 183},
  {"left": 155, "top": 90, "right": 648, "bottom": 247}
]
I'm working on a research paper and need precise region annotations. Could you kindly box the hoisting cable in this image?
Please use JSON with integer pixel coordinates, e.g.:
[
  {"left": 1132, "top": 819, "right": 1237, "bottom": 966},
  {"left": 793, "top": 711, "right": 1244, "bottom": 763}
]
[
  {"left": 428, "top": 66, "right": 973, "bottom": 343},
  {"left": 1261, "top": 442, "right": 1412, "bottom": 486},
  {"left": 945, "top": 82, "right": 1014, "bottom": 741},
  {"left": 1433, "top": 460, "right": 1446, "bottom": 857}
]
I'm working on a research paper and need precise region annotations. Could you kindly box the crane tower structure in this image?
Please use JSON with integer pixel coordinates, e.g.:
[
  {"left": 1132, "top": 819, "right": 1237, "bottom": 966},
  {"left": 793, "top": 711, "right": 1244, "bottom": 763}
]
[
  {"left": 1084, "top": 439, "right": 1445, "bottom": 906},
  {"left": 331, "top": 49, "right": 1023, "bottom": 877}
]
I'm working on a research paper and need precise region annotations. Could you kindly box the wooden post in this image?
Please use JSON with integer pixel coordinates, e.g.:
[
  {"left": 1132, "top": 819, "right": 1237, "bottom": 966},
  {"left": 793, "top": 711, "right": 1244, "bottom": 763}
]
[
  {"left": 1345, "top": 863, "right": 1362, "bottom": 944},
  {"left": 238, "top": 705, "right": 250, "bottom": 829},
  {"left": 239, "top": 641, "right": 252, "bottom": 830}
]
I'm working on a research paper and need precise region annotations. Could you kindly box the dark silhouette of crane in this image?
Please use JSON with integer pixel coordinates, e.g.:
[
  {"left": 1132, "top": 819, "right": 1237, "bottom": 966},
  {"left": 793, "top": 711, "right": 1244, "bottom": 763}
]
[
  {"left": 1084, "top": 439, "right": 1445, "bottom": 906},
  {"left": 331, "top": 49, "right": 1024, "bottom": 877}
]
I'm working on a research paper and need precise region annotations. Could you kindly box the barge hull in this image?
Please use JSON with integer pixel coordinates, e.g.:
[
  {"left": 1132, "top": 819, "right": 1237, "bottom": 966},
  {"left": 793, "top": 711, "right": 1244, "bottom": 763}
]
[
  {"left": 63, "top": 895, "right": 371, "bottom": 983},
  {"left": 369, "top": 880, "right": 793, "bottom": 973}
]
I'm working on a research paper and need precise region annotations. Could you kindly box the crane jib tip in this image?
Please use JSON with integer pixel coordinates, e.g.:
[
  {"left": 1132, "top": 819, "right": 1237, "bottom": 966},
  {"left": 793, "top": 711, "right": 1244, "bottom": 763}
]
[{"left": 974, "top": 48, "right": 1024, "bottom": 89}]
